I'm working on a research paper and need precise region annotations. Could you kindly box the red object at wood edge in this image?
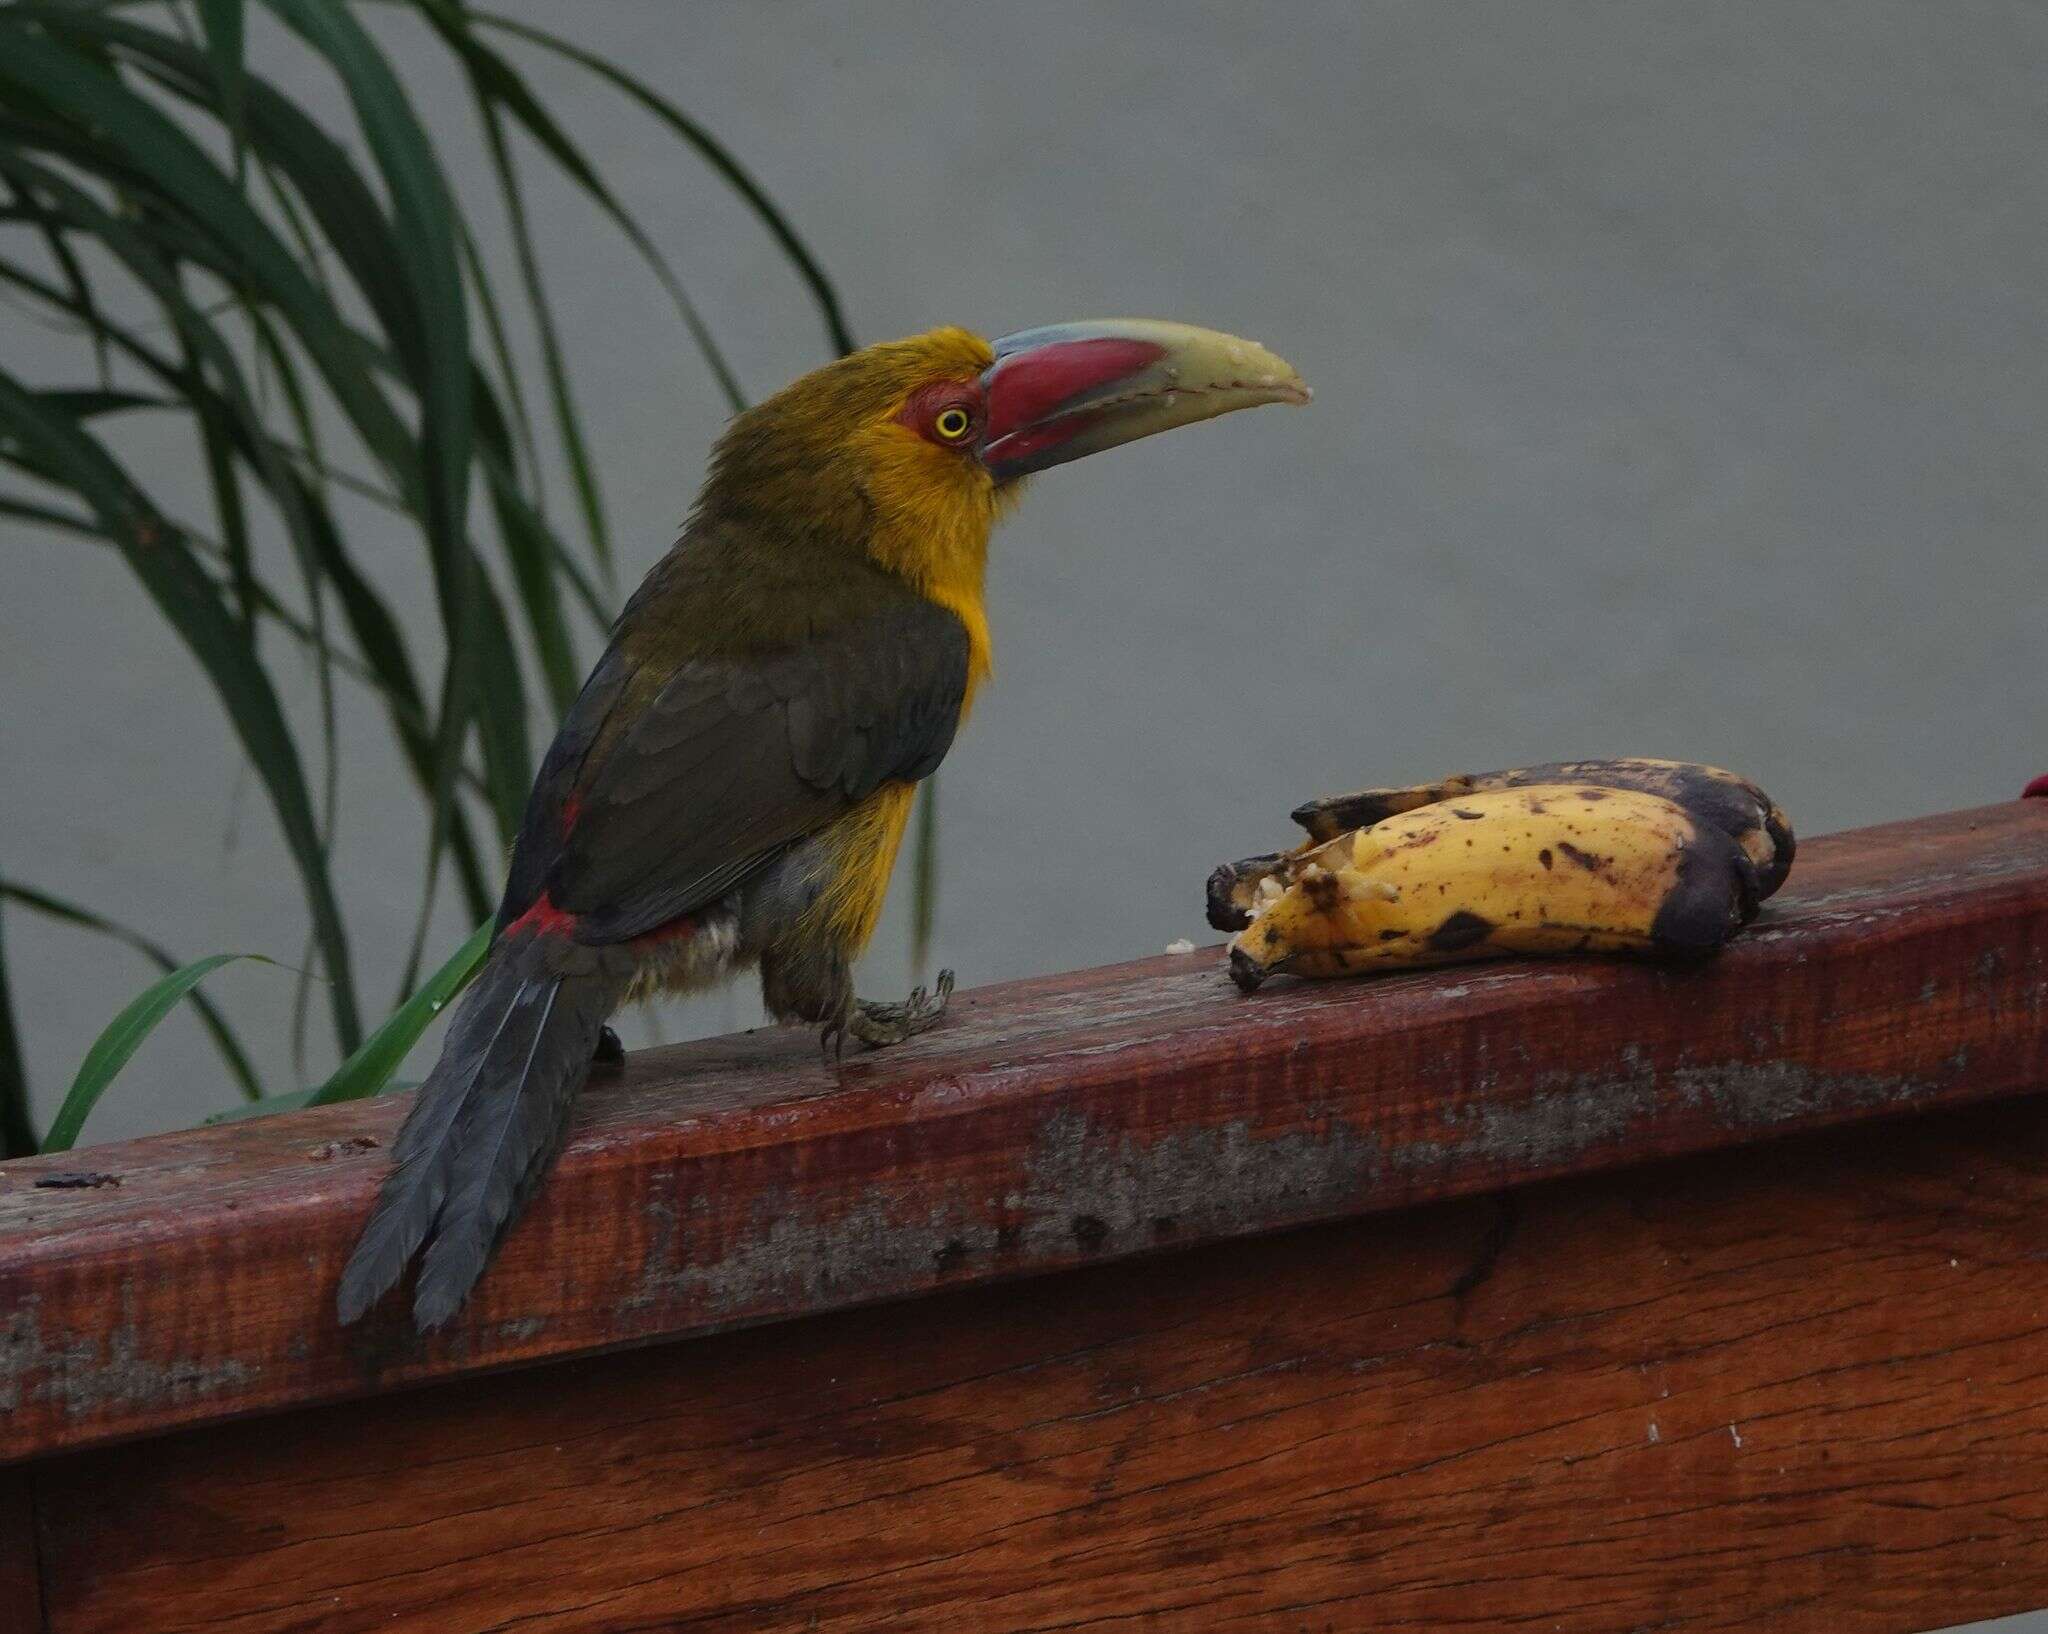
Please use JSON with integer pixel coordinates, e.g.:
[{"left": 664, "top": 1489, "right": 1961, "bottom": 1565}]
[{"left": 2026, "top": 773, "right": 2048, "bottom": 798}]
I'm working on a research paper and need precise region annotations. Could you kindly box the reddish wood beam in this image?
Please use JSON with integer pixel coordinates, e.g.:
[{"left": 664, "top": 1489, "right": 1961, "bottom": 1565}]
[
  {"left": 1, "top": 801, "right": 2045, "bottom": 1463},
  {"left": 0, "top": 1470, "right": 42, "bottom": 1634},
  {"left": 32, "top": 1101, "right": 2048, "bottom": 1634}
]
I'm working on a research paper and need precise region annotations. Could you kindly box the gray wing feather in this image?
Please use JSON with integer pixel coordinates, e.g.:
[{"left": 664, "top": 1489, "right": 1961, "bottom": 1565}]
[{"left": 553, "top": 598, "right": 970, "bottom": 944}]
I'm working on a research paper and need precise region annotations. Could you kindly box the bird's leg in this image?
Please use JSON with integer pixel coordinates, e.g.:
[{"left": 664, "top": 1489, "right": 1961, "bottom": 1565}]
[
  {"left": 847, "top": 969, "right": 955, "bottom": 1048},
  {"left": 761, "top": 944, "right": 951, "bottom": 1058},
  {"left": 590, "top": 1025, "right": 625, "bottom": 1067}
]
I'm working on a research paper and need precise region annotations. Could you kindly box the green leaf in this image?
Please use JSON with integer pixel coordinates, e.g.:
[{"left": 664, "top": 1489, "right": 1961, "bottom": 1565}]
[
  {"left": 0, "top": 368, "right": 363, "bottom": 1053},
  {"left": 185, "top": 337, "right": 260, "bottom": 636},
  {"left": 284, "top": 466, "right": 497, "bottom": 923},
  {"left": 474, "top": 8, "right": 855, "bottom": 358},
  {"left": 0, "top": 491, "right": 97, "bottom": 537},
  {"left": 34, "top": 388, "right": 170, "bottom": 421},
  {"left": 197, "top": 0, "right": 247, "bottom": 187},
  {"left": 308, "top": 918, "right": 493, "bottom": 1109},
  {"left": 210, "top": 1074, "right": 425, "bottom": 1125},
  {"left": 255, "top": 0, "right": 470, "bottom": 538},
  {"left": 100, "top": 22, "right": 426, "bottom": 374},
  {"left": 0, "top": 894, "right": 37, "bottom": 1158},
  {"left": 466, "top": 82, "right": 611, "bottom": 578},
  {"left": 41, "top": 953, "right": 267, "bottom": 1153},
  {"left": 0, "top": 87, "right": 407, "bottom": 1059},
  {"left": 0, "top": 877, "right": 266, "bottom": 1106},
  {"left": 0, "top": 27, "right": 420, "bottom": 492},
  {"left": 0, "top": 248, "right": 495, "bottom": 926},
  {"left": 206, "top": 1085, "right": 319, "bottom": 1125},
  {"left": 3, "top": 25, "right": 464, "bottom": 999},
  {"left": 0, "top": 0, "right": 874, "bottom": 1150},
  {"left": 247, "top": 0, "right": 483, "bottom": 984},
  {"left": 466, "top": 564, "right": 534, "bottom": 845},
  {"left": 417, "top": 3, "right": 744, "bottom": 412},
  {"left": 475, "top": 381, "right": 578, "bottom": 712},
  {"left": 23, "top": 188, "right": 113, "bottom": 385},
  {"left": 458, "top": 222, "right": 544, "bottom": 505}
]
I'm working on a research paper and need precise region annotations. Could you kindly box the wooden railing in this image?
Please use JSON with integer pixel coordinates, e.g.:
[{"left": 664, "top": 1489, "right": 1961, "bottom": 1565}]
[{"left": 3, "top": 799, "right": 2046, "bottom": 1632}]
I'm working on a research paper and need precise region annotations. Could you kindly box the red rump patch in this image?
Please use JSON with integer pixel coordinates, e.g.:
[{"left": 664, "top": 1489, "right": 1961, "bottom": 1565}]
[
  {"left": 2024, "top": 774, "right": 2048, "bottom": 799},
  {"left": 982, "top": 337, "right": 1165, "bottom": 444},
  {"left": 629, "top": 914, "right": 699, "bottom": 952},
  {"left": 504, "top": 893, "right": 699, "bottom": 948},
  {"left": 559, "top": 792, "right": 583, "bottom": 837},
  {"left": 503, "top": 892, "right": 578, "bottom": 938}
]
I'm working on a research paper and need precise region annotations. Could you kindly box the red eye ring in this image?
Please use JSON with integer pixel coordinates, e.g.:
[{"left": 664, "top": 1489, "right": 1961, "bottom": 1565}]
[{"left": 898, "top": 380, "right": 985, "bottom": 448}]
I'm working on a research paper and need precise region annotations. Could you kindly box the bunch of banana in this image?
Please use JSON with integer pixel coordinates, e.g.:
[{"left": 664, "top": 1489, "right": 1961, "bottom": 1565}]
[{"left": 1210, "top": 758, "right": 1794, "bottom": 993}]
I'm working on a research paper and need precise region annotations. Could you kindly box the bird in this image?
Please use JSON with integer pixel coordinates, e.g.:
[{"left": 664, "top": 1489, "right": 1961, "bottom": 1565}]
[{"left": 336, "top": 318, "right": 1309, "bottom": 1332}]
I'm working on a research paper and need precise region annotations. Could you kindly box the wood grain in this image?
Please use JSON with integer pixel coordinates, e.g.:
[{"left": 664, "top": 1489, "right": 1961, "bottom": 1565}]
[
  {"left": 35, "top": 1100, "right": 2048, "bottom": 1634},
  {"left": 2, "top": 801, "right": 2045, "bottom": 1463}
]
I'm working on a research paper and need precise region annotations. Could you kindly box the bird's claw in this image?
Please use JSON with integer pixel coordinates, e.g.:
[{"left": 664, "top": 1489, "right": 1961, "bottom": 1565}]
[{"left": 846, "top": 969, "right": 955, "bottom": 1048}]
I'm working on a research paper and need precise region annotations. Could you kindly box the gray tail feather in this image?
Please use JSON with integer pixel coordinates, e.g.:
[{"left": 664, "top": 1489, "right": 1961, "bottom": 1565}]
[{"left": 335, "top": 939, "right": 614, "bottom": 1331}]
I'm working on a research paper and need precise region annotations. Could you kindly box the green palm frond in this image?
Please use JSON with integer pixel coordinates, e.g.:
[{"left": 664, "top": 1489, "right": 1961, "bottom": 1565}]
[{"left": 0, "top": 0, "right": 862, "bottom": 1148}]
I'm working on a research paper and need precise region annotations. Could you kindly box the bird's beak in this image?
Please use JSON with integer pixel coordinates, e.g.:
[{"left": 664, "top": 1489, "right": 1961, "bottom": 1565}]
[{"left": 978, "top": 319, "right": 1310, "bottom": 483}]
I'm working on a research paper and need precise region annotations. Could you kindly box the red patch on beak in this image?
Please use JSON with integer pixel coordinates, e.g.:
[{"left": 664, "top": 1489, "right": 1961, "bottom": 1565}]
[
  {"left": 982, "top": 337, "right": 1166, "bottom": 446},
  {"left": 2024, "top": 774, "right": 2048, "bottom": 799},
  {"left": 978, "top": 411, "right": 1107, "bottom": 474}
]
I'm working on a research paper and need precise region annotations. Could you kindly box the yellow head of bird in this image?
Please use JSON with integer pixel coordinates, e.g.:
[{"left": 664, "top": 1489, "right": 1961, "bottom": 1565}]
[{"left": 704, "top": 319, "right": 1308, "bottom": 555}]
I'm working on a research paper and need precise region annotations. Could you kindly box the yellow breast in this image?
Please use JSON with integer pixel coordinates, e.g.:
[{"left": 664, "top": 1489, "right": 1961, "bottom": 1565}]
[{"left": 809, "top": 781, "right": 920, "bottom": 952}]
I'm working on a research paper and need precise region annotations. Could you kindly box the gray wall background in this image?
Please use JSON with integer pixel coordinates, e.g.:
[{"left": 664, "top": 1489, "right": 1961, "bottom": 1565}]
[{"left": 2, "top": 10, "right": 2043, "bottom": 1618}]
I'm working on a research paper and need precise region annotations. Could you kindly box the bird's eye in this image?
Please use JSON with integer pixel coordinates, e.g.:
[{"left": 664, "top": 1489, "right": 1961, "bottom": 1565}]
[{"left": 933, "top": 406, "right": 973, "bottom": 442}]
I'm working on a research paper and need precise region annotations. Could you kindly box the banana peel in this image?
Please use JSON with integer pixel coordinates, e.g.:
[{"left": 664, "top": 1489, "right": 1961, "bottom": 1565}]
[
  {"left": 1213, "top": 760, "right": 1794, "bottom": 994},
  {"left": 1292, "top": 756, "right": 1794, "bottom": 895}
]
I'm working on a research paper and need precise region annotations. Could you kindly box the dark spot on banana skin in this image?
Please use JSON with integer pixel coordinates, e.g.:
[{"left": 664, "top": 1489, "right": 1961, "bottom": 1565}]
[
  {"left": 1555, "top": 841, "right": 1605, "bottom": 873},
  {"left": 1291, "top": 762, "right": 1792, "bottom": 895},
  {"left": 1450, "top": 807, "right": 1484, "bottom": 820},
  {"left": 1302, "top": 871, "right": 1342, "bottom": 911},
  {"left": 1206, "top": 859, "right": 1271, "bottom": 931},
  {"left": 1651, "top": 830, "right": 1761, "bottom": 952},
  {"left": 1538, "top": 848, "right": 1554, "bottom": 870},
  {"left": 1428, "top": 909, "right": 1496, "bottom": 952},
  {"left": 1228, "top": 945, "right": 1267, "bottom": 993}
]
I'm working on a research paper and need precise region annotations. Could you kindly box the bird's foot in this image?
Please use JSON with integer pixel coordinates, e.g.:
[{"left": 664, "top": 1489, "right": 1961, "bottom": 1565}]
[
  {"left": 820, "top": 970, "right": 955, "bottom": 1057},
  {"left": 591, "top": 1025, "right": 625, "bottom": 1067}
]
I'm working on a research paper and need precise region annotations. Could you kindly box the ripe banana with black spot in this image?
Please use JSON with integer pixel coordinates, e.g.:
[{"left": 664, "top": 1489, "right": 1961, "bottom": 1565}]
[
  {"left": 1221, "top": 783, "right": 1762, "bottom": 993},
  {"left": 1290, "top": 756, "right": 1795, "bottom": 896},
  {"left": 1212, "top": 756, "right": 1793, "bottom": 931}
]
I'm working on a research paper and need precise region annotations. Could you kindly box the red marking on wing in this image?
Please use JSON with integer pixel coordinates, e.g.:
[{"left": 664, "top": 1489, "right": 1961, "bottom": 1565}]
[
  {"left": 502, "top": 892, "right": 578, "bottom": 939},
  {"left": 982, "top": 337, "right": 1164, "bottom": 444},
  {"left": 559, "top": 793, "right": 583, "bottom": 837},
  {"left": 503, "top": 894, "right": 699, "bottom": 948}
]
